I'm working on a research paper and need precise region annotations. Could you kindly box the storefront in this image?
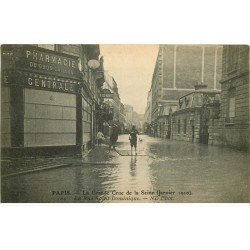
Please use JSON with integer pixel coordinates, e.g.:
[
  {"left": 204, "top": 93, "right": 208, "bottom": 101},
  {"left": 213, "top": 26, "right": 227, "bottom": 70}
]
[{"left": 1, "top": 45, "right": 85, "bottom": 157}]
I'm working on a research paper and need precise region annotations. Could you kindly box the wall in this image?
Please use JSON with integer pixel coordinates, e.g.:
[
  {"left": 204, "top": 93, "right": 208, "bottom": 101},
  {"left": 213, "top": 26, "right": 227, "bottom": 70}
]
[
  {"left": 208, "top": 117, "right": 220, "bottom": 145},
  {"left": 82, "top": 98, "right": 92, "bottom": 144},
  {"left": 151, "top": 45, "right": 222, "bottom": 124},
  {"left": 162, "top": 45, "right": 174, "bottom": 88},
  {"left": 176, "top": 46, "right": 202, "bottom": 89},
  {"left": 204, "top": 46, "right": 223, "bottom": 90},
  {"left": 24, "top": 89, "right": 76, "bottom": 147},
  {"left": 219, "top": 45, "right": 249, "bottom": 149},
  {"left": 162, "top": 45, "right": 222, "bottom": 90},
  {"left": 172, "top": 109, "right": 201, "bottom": 143},
  {"left": 219, "top": 73, "right": 249, "bottom": 148},
  {"left": 1, "top": 86, "right": 11, "bottom": 147}
]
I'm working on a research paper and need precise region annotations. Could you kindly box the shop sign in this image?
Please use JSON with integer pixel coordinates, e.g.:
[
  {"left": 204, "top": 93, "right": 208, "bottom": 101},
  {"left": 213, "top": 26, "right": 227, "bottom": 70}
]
[
  {"left": 25, "top": 75, "right": 79, "bottom": 93},
  {"left": 100, "top": 89, "right": 113, "bottom": 99},
  {"left": 2, "top": 45, "right": 82, "bottom": 80},
  {"left": 3, "top": 70, "right": 79, "bottom": 94}
]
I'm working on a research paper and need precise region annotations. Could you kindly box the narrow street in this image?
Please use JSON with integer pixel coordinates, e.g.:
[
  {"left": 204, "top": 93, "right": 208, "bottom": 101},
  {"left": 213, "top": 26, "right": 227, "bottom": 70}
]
[{"left": 1, "top": 135, "right": 248, "bottom": 203}]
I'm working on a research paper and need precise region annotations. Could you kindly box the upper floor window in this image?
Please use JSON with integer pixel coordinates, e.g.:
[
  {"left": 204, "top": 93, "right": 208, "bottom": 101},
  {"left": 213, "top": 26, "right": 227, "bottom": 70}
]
[
  {"left": 37, "top": 44, "right": 55, "bottom": 51},
  {"left": 177, "top": 120, "right": 181, "bottom": 134},
  {"left": 228, "top": 87, "right": 236, "bottom": 118},
  {"left": 183, "top": 119, "right": 187, "bottom": 134},
  {"left": 226, "top": 46, "right": 239, "bottom": 73}
]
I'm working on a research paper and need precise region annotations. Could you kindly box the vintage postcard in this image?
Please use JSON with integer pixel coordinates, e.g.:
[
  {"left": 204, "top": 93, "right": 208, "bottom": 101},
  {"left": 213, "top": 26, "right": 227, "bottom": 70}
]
[{"left": 1, "top": 44, "right": 249, "bottom": 203}]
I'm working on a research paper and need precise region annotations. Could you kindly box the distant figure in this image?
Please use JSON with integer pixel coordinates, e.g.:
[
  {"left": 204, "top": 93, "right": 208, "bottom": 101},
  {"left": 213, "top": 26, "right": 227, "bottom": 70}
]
[
  {"left": 96, "top": 131, "right": 105, "bottom": 146},
  {"left": 129, "top": 125, "right": 139, "bottom": 154},
  {"left": 109, "top": 124, "right": 119, "bottom": 149}
]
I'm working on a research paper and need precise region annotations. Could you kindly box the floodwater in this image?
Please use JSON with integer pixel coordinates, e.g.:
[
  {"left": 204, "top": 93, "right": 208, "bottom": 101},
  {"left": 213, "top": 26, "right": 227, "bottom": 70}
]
[{"left": 1, "top": 135, "right": 249, "bottom": 203}]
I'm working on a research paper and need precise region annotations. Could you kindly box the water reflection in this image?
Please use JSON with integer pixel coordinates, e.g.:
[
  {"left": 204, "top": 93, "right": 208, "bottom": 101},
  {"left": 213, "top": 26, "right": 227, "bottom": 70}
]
[
  {"left": 1, "top": 135, "right": 249, "bottom": 203},
  {"left": 130, "top": 156, "right": 137, "bottom": 177}
]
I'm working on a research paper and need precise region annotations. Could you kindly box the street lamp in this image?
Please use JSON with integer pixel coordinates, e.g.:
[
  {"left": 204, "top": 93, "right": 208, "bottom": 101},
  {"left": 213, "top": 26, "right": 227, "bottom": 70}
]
[
  {"left": 78, "top": 58, "right": 100, "bottom": 71},
  {"left": 87, "top": 59, "right": 100, "bottom": 69}
]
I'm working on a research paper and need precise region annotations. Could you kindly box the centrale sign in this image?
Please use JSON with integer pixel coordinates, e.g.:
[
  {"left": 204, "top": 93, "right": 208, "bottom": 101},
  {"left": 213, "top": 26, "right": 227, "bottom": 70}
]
[{"left": 25, "top": 74, "right": 78, "bottom": 93}]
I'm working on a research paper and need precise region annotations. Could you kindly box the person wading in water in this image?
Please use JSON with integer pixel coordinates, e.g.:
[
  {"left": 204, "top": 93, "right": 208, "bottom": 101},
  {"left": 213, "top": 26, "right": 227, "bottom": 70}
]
[
  {"left": 129, "top": 125, "right": 139, "bottom": 155},
  {"left": 109, "top": 124, "right": 119, "bottom": 150}
]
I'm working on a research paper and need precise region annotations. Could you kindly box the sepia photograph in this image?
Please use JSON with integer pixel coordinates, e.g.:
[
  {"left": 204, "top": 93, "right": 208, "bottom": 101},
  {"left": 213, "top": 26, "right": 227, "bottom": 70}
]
[
  {"left": 1, "top": 44, "right": 249, "bottom": 203},
  {"left": 0, "top": 1, "right": 249, "bottom": 249}
]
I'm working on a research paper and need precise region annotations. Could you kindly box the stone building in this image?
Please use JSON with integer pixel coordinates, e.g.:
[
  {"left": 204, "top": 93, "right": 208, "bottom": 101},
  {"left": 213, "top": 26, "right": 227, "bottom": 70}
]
[
  {"left": 124, "top": 104, "right": 133, "bottom": 131},
  {"left": 218, "top": 45, "right": 249, "bottom": 149},
  {"left": 155, "top": 104, "right": 178, "bottom": 138},
  {"left": 149, "top": 45, "right": 223, "bottom": 138},
  {"left": 119, "top": 103, "right": 126, "bottom": 133},
  {"left": 124, "top": 104, "right": 141, "bottom": 132},
  {"left": 144, "top": 88, "right": 152, "bottom": 134},
  {"left": 1, "top": 44, "right": 104, "bottom": 157},
  {"left": 171, "top": 84, "right": 221, "bottom": 144},
  {"left": 101, "top": 72, "right": 125, "bottom": 134}
]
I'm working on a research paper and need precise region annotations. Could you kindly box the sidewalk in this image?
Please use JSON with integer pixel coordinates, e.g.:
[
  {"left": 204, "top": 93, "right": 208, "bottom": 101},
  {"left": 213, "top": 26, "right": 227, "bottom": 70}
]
[{"left": 1, "top": 144, "right": 114, "bottom": 178}]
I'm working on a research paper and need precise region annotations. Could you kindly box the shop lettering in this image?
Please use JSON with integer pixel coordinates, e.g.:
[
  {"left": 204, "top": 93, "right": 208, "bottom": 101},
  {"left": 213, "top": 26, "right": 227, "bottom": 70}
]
[
  {"left": 100, "top": 93, "right": 113, "bottom": 98},
  {"left": 27, "top": 77, "right": 75, "bottom": 93},
  {"left": 29, "top": 61, "right": 74, "bottom": 75},
  {"left": 26, "top": 50, "right": 77, "bottom": 68}
]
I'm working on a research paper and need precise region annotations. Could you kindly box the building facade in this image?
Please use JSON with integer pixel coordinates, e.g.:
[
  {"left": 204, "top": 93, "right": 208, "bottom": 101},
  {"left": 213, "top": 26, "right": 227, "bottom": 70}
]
[
  {"left": 171, "top": 84, "right": 221, "bottom": 144},
  {"left": 101, "top": 72, "right": 125, "bottom": 134},
  {"left": 218, "top": 45, "right": 249, "bottom": 149},
  {"left": 124, "top": 104, "right": 133, "bottom": 132},
  {"left": 1, "top": 44, "right": 104, "bottom": 157},
  {"left": 124, "top": 104, "right": 142, "bottom": 132},
  {"left": 149, "top": 45, "right": 223, "bottom": 138},
  {"left": 144, "top": 88, "right": 152, "bottom": 134}
]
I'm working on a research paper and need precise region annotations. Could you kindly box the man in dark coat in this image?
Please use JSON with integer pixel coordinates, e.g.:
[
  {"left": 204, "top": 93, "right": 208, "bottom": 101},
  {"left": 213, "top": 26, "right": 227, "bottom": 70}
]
[
  {"left": 129, "top": 125, "right": 139, "bottom": 154},
  {"left": 109, "top": 124, "right": 119, "bottom": 149}
]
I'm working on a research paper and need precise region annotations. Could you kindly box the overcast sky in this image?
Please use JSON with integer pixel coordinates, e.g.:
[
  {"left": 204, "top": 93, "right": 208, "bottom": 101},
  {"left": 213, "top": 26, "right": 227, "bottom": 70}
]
[{"left": 100, "top": 45, "right": 159, "bottom": 114}]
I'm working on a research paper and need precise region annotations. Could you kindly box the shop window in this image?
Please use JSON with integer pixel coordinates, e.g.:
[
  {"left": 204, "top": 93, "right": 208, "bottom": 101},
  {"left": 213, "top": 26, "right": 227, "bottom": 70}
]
[
  {"left": 177, "top": 120, "right": 181, "bottom": 134},
  {"left": 82, "top": 98, "right": 92, "bottom": 143},
  {"left": 183, "top": 119, "right": 187, "bottom": 134}
]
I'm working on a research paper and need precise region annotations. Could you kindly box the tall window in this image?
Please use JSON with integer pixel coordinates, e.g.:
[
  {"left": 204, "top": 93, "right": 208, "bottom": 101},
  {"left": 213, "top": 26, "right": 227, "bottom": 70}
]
[
  {"left": 82, "top": 99, "right": 92, "bottom": 143},
  {"left": 183, "top": 119, "right": 187, "bottom": 134},
  {"left": 227, "top": 46, "right": 239, "bottom": 73},
  {"left": 177, "top": 120, "right": 181, "bottom": 134},
  {"left": 228, "top": 87, "right": 236, "bottom": 121}
]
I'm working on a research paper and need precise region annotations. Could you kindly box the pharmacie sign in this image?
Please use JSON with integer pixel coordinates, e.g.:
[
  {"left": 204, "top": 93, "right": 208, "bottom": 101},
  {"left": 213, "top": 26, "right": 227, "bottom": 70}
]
[
  {"left": 2, "top": 45, "right": 82, "bottom": 94},
  {"left": 2, "top": 45, "right": 82, "bottom": 80}
]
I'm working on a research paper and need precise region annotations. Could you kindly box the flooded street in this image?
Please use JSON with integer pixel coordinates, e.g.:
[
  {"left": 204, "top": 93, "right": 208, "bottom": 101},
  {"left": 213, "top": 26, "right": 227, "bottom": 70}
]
[{"left": 1, "top": 135, "right": 249, "bottom": 203}]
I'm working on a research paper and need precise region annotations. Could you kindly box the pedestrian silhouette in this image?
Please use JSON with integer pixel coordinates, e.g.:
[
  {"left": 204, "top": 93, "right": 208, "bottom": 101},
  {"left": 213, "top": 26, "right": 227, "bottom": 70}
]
[
  {"left": 129, "top": 125, "right": 139, "bottom": 155},
  {"left": 109, "top": 124, "right": 119, "bottom": 150}
]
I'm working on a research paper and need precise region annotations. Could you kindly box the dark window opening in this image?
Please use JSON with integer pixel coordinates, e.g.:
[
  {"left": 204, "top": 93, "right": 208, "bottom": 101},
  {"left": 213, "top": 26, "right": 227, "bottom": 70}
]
[
  {"left": 183, "top": 119, "right": 187, "bottom": 134},
  {"left": 177, "top": 120, "right": 181, "bottom": 134}
]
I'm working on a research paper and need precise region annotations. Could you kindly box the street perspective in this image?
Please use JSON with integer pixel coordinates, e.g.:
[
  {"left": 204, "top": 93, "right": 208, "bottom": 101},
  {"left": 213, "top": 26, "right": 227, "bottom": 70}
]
[{"left": 1, "top": 44, "right": 249, "bottom": 203}]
